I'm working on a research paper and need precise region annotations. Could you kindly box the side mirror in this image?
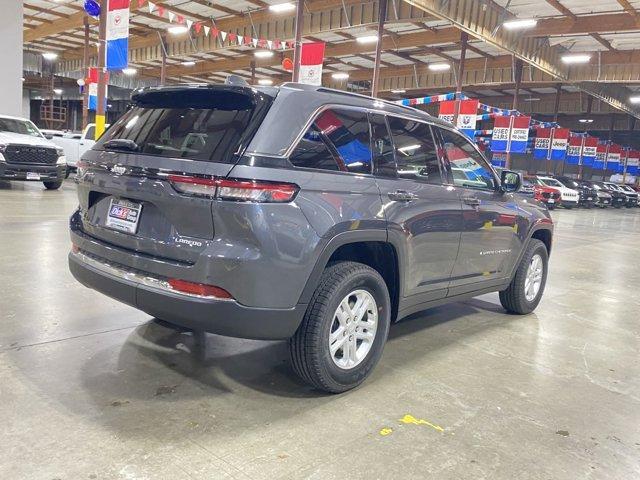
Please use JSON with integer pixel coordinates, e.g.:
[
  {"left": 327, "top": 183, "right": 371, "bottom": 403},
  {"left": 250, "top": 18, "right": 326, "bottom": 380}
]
[
  {"left": 501, "top": 170, "right": 522, "bottom": 193},
  {"left": 44, "top": 134, "right": 53, "bottom": 140}
]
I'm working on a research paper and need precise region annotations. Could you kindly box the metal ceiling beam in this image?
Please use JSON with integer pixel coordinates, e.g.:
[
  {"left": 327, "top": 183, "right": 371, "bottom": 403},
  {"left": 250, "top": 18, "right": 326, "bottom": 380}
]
[{"left": 403, "top": 0, "right": 640, "bottom": 118}]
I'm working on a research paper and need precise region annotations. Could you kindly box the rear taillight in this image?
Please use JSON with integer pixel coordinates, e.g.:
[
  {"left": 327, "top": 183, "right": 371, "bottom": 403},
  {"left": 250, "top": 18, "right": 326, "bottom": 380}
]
[
  {"left": 168, "top": 175, "right": 298, "bottom": 203},
  {"left": 168, "top": 278, "right": 234, "bottom": 300}
]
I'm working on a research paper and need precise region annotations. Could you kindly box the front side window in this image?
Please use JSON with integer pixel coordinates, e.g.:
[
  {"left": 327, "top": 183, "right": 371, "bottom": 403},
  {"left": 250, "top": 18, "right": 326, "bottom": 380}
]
[
  {"left": 290, "top": 108, "right": 372, "bottom": 174},
  {"left": 387, "top": 116, "right": 442, "bottom": 184},
  {"left": 439, "top": 128, "right": 497, "bottom": 191}
]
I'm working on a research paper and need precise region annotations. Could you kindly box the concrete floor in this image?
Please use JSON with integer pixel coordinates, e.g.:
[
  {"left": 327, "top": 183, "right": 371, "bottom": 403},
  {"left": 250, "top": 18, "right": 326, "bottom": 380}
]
[{"left": 1, "top": 179, "right": 639, "bottom": 480}]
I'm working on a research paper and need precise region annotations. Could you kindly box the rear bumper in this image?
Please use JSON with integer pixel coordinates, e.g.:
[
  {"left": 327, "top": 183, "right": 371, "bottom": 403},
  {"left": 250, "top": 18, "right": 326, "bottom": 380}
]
[
  {"left": 68, "top": 251, "right": 306, "bottom": 340},
  {"left": 0, "top": 163, "right": 66, "bottom": 181}
]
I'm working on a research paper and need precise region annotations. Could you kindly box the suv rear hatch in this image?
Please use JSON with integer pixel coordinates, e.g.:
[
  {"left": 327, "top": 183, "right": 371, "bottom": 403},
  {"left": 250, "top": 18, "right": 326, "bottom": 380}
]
[{"left": 75, "top": 85, "right": 274, "bottom": 265}]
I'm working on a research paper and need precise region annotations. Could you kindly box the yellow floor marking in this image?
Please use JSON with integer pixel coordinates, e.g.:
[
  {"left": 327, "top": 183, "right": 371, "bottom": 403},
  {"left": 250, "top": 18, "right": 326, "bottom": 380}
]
[
  {"left": 379, "top": 427, "right": 393, "bottom": 436},
  {"left": 483, "top": 221, "right": 493, "bottom": 229},
  {"left": 399, "top": 414, "right": 444, "bottom": 432}
]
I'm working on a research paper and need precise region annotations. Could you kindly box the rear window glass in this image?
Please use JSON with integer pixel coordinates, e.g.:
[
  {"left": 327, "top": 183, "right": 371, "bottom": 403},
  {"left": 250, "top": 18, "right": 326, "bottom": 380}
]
[{"left": 95, "top": 89, "right": 270, "bottom": 164}]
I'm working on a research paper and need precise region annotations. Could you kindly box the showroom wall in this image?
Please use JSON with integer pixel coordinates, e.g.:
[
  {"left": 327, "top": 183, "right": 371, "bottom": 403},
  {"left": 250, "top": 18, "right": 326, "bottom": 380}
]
[{"left": 0, "top": 0, "right": 23, "bottom": 117}]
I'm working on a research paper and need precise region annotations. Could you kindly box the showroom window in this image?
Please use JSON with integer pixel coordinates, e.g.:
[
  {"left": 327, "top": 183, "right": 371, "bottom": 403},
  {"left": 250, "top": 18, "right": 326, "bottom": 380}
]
[{"left": 290, "top": 108, "right": 373, "bottom": 174}]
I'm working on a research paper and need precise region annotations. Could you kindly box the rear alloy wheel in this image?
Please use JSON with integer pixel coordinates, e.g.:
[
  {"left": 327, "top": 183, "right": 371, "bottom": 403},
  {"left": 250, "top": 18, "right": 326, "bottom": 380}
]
[
  {"left": 289, "top": 261, "right": 390, "bottom": 393},
  {"left": 43, "top": 181, "right": 63, "bottom": 190},
  {"left": 499, "top": 239, "right": 548, "bottom": 315}
]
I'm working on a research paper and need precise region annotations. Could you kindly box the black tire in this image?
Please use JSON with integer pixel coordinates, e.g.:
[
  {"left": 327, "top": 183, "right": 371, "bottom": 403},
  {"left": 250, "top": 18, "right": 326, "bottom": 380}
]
[
  {"left": 289, "top": 261, "right": 391, "bottom": 393},
  {"left": 499, "top": 239, "right": 549, "bottom": 315},
  {"left": 547, "top": 204, "right": 555, "bottom": 210},
  {"left": 43, "top": 180, "right": 63, "bottom": 190}
]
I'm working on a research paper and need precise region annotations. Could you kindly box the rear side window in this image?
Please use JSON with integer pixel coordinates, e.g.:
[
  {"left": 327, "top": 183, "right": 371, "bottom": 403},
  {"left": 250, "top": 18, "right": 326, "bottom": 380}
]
[
  {"left": 95, "top": 89, "right": 270, "bottom": 164},
  {"left": 85, "top": 125, "right": 95, "bottom": 140},
  {"left": 387, "top": 116, "right": 442, "bottom": 184},
  {"left": 439, "top": 128, "right": 497, "bottom": 191},
  {"left": 290, "top": 108, "right": 372, "bottom": 174}
]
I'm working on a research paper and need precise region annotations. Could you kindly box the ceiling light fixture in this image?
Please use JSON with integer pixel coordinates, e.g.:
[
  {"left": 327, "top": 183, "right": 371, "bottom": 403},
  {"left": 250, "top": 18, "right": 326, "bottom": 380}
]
[
  {"left": 391, "top": 89, "right": 406, "bottom": 94},
  {"left": 503, "top": 18, "right": 538, "bottom": 30},
  {"left": 42, "top": 52, "right": 58, "bottom": 61},
  {"left": 254, "top": 50, "right": 274, "bottom": 58},
  {"left": 122, "top": 67, "right": 137, "bottom": 75},
  {"left": 168, "top": 25, "right": 189, "bottom": 35},
  {"left": 561, "top": 54, "right": 591, "bottom": 64},
  {"left": 53, "top": 88, "right": 63, "bottom": 95},
  {"left": 332, "top": 72, "right": 350, "bottom": 80},
  {"left": 579, "top": 119, "right": 594, "bottom": 123},
  {"left": 356, "top": 35, "right": 379, "bottom": 44},
  {"left": 630, "top": 96, "right": 640, "bottom": 104},
  {"left": 429, "top": 63, "right": 451, "bottom": 71},
  {"left": 523, "top": 97, "right": 541, "bottom": 101},
  {"left": 181, "top": 61, "right": 196, "bottom": 66},
  {"left": 269, "top": 2, "right": 295, "bottom": 12}
]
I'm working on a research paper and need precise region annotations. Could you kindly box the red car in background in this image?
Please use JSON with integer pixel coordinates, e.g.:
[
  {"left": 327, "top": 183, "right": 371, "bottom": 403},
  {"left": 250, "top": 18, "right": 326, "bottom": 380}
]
[{"left": 534, "top": 185, "right": 562, "bottom": 210}]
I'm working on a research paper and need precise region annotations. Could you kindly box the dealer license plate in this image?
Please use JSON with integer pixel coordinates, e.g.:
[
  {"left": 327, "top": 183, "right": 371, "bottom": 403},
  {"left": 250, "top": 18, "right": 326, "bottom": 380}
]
[
  {"left": 106, "top": 199, "right": 142, "bottom": 234},
  {"left": 548, "top": 199, "right": 555, "bottom": 204},
  {"left": 587, "top": 197, "right": 593, "bottom": 201},
  {"left": 26, "top": 172, "right": 41, "bottom": 180}
]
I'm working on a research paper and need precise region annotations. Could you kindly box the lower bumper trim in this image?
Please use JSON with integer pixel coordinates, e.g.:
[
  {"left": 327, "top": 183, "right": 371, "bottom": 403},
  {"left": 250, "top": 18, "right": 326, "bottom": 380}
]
[{"left": 69, "top": 252, "right": 305, "bottom": 340}]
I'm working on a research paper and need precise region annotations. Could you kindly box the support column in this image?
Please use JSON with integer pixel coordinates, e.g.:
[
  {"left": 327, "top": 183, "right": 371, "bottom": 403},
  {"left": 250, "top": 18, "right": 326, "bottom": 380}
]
[
  {"left": 547, "top": 84, "right": 562, "bottom": 175},
  {"left": 82, "top": 16, "right": 90, "bottom": 130},
  {"left": 292, "top": 0, "right": 304, "bottom": 83},
  {"left": 506, "top": 58, "right": 524, "bottom": 170},
  {"left": 95, "top": 0, "right": 108, "bottom": 140},
  {"left": 0, "top": 0, "right": 24, "bottom": 117},
  {"left": 371, "top": 0, "right": 387, "bottom": 97},
  {"left": 453, "top": 32, "right": 468, "bottom": 125}
]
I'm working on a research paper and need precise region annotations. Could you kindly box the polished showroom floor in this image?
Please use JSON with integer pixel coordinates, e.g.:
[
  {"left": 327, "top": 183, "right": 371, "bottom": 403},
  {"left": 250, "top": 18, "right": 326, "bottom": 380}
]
[{"left": 1, "top": 179, "right": 639, "bottom": 480}]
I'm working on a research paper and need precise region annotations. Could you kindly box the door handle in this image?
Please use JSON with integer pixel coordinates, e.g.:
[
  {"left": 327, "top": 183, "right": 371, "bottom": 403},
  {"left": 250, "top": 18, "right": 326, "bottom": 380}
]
[
  {"left": 462, "top": 195, "right": 481, "bottom": 207},
  {"left": 388, "top": 190, "right": 418, "bottom": 202}
]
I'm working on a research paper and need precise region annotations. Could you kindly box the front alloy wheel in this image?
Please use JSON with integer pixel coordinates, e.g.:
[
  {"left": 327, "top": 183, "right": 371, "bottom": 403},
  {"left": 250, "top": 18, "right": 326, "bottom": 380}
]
[
  {"left": 524, "top": 254, "right": 544, "bottom": 302},
  {"left": 499, "top": 238, "right": 548, "bottom": 315}
]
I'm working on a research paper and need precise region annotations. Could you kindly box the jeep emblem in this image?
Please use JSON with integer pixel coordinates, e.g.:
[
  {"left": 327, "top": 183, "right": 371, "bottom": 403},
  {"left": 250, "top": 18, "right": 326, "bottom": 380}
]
[{"left": 111, "top": 165, "right": 126, "bottom": 175}]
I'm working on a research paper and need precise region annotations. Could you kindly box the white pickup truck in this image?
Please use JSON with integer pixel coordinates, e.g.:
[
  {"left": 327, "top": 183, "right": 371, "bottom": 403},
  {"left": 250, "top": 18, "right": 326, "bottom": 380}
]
[
  {"left": 0, "top": 114, "right": 68, "bottom": 190},
  {"left": 45, "top": 123, "right": 108, "bottom": 169}
]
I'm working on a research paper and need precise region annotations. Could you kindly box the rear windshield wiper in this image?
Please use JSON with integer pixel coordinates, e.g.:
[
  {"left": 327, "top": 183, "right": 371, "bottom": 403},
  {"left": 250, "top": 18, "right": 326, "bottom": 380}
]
[{"left": 103, "top": 139, "right": 139, "bottom": 152}]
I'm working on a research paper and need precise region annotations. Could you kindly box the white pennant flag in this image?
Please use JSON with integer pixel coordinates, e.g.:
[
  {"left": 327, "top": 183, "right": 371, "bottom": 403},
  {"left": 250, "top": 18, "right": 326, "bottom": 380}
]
[
  {"left": 186, "top": 19, "right": 193, "bottom": 29},
  {"left": 267, "top": 40, "right": 273, "bottom": 50},
  {"left": 168, "top": 11, "right": 175, "bottom": 22},
  {"left": 220, "top": 31, "right": 227, "bottom": 42},
  {"left": 252, "top": 38, "right": 258, "bottom": 47},
  {"left": 237, "top": 35, "right": 244, "bottom": 45},
  {"left": 148, "top": 1, "right": 155, "bottom": 13},
  {"left": 204, "top": 25, "right": 210, "bottom": 36}
]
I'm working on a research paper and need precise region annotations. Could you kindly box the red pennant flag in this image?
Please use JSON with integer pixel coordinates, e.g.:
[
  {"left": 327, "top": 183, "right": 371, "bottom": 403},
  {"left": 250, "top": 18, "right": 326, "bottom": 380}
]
[
  {"left": 211, "top": 27, "right": 219, "bottom": 38},
  {"left": 194, "top": 22, "right": 202, "bottom": 34},
  {"left": 176, "top": 14, "right": 184, "bottom": 24},
  {"left": 137, "top": 0, "right": 145, "bottom": 8},
  {"left": 157, "top": 5, "right": 165, "bottom": 16},
  {"left": 273, "top": 40, "right": 281, "bottom": 50},
  {"left": 228, "top": 33, "right": 237, "bottom": 42},
  {"left": 258, "top": 38, "right": 267, "bottom": 48},
  {"left": 244, "top": 35, "right": 252, "bottom": 45}
]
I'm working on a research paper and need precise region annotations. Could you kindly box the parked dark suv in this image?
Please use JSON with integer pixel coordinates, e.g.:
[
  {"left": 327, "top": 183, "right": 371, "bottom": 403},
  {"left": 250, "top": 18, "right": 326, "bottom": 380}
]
[{"left": 69, "top": 83, "right": 554, "bottom": 393}]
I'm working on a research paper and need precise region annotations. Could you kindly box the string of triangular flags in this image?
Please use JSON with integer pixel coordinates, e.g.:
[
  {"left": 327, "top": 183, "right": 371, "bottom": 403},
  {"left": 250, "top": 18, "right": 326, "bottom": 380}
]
[{"left": 135, "top": 0, "right": 295, "bottom": 50}]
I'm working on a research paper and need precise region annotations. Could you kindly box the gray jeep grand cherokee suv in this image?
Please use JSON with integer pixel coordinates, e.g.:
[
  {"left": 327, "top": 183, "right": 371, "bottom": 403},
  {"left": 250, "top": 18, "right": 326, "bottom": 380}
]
[{"left": 69, "top": 83, "right": 553, "bottom": 393}]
